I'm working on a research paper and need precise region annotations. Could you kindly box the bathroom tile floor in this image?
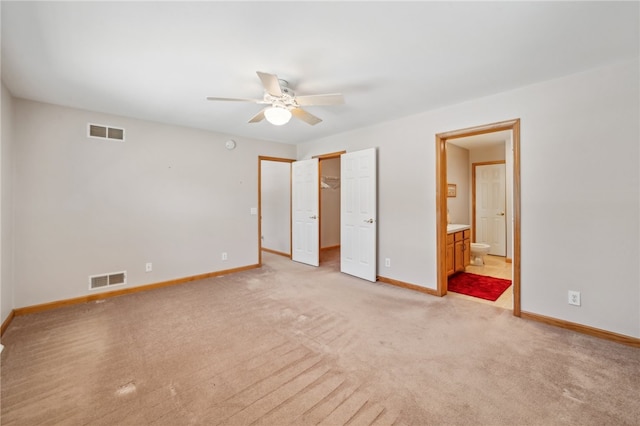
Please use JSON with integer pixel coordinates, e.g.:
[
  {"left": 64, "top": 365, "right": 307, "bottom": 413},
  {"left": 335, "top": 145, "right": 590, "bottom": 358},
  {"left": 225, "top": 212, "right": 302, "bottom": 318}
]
[{"left": 448, "top": 255, "right": 513, "bottom": 309}]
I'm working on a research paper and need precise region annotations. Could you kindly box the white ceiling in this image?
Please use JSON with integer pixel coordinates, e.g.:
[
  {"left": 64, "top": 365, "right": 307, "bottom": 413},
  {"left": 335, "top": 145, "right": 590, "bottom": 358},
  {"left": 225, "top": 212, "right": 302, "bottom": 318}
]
[
  {"left": 449, "top": 130, "right": 511, "bottom": 150},
  {"left": 2, "top": 2, "right": 638, "bottom": 145}
]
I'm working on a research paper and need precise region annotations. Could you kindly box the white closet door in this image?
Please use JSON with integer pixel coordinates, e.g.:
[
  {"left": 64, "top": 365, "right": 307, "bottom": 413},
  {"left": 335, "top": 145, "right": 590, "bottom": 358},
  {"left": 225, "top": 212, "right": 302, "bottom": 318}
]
[
  {"left": 341, "top": 148, "right": 377, "bottom": 281},
  {"left": 292, "top": 158, "right": 319, "bottom": 266}
]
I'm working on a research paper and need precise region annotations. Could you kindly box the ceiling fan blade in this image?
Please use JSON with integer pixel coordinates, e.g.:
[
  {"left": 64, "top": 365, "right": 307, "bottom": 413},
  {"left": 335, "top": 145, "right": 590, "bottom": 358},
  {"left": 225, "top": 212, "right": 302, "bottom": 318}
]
[
  {"left": 256, "top": 71, "right": 283, "bottom": 97},
  {"left": 206, "top": 96, "right": 266, "bottom": 103},
  {"left": 291, "top": 107, "right": 322, "bottom": 126},
  {"left": 248, "top": 108, "right": 267, "bottom": 123},
  {"left": 295, "top": 93, "right": 344, "bottom": 106}
]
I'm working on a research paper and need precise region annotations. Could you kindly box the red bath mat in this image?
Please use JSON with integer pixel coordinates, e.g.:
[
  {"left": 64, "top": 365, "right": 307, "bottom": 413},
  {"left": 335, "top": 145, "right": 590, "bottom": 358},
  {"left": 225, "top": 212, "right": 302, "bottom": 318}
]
[{"left": 448, "top": 272, "right": 512, "bottom": 301}]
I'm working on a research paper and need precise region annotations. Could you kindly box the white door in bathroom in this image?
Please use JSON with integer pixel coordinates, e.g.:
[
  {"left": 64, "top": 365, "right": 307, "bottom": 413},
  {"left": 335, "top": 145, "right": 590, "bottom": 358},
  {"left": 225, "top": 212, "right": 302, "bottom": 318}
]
[{"left": 476, "top": 163, "right": 506, "bottom": 256}]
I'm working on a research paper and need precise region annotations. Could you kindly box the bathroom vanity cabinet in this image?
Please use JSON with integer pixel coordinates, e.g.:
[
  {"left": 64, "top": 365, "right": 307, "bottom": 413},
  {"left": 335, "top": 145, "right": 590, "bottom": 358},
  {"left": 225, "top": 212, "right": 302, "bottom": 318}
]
[{"left": 446, "top": 228, "right": 471, "bottom": 276}]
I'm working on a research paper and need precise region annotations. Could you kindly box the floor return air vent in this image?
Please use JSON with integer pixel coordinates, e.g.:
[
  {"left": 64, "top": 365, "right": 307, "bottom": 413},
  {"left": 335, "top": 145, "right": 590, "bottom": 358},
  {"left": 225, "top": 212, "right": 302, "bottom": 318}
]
[{"left": 89, "top": 271, "right": 126, "bottom": 290}]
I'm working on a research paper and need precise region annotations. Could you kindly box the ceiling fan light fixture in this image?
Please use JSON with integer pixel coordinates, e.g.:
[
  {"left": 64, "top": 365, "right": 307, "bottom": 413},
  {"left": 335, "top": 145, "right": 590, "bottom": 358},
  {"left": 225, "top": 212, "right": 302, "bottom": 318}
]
[
  {"left": 264, "top": 106, "right": 292, "bottom": 126},
  {"left": 207, "top": 71, "right": 341, "bottom": 126}
]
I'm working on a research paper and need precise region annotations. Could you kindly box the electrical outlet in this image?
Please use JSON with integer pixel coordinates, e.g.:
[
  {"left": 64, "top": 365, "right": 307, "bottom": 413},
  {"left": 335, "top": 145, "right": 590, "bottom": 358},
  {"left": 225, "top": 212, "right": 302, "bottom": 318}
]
[
  {"left": 385, "top": 258, "right": 391, "bottom": 268},
  {"left": 568, "top": 290, "right": 581, "bottom": 306},
  {"left": 145, "top": 263, "right": 152, "bottom": 272},
  {"left": 222, "top": 252, "right": 228, "bottom": 261}
]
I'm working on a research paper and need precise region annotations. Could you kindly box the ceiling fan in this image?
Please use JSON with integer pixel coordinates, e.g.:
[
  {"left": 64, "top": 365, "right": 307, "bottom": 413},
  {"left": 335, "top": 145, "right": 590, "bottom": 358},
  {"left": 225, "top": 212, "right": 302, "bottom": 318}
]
[{"left": 206, "top": 71, "right": 344, "bottom": 126}]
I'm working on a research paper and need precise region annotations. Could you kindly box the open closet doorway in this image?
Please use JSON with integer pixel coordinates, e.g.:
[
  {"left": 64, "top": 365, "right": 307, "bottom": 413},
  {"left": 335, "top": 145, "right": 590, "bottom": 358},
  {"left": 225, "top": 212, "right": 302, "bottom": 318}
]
[
  {"left": 436, "top": 119, "right": 521, "bottom": 316},
  {"left": 317, "top": 152, "right": 343, "bottom": 270}
]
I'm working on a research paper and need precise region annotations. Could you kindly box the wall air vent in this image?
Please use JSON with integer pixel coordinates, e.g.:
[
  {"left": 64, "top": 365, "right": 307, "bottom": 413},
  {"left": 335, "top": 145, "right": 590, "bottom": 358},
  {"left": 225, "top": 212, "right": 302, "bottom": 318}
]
[
  {"left": 89, "top": 271, "right": 127, "bottom": 290},
  {"left": 88, "top": 123, "right": 125, "bottom": 141}
]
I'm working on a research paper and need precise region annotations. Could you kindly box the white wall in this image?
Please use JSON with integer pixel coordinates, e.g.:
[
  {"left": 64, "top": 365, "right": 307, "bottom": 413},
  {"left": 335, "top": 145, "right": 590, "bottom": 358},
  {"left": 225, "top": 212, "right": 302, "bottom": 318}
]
[
  {"left": 12, "top": 99, "right": 296, "bottom": 308},
  {"left": 261, "top": 160, "right": 291, "bottom": 254},
  {"left": 320, "top": 157, "right": 340, "bottom": 248},
  {"left": 469, "top": 144, "right": 506, "bottom": 164},
  {"left": 1, "top": 82, "right": 15, "bottom": 325},
  {"left": 298, "top": 59, "right": 640, "bottom": 338},
  {"left": 445, "top": 143, "right": 470, "bottom": 225}
]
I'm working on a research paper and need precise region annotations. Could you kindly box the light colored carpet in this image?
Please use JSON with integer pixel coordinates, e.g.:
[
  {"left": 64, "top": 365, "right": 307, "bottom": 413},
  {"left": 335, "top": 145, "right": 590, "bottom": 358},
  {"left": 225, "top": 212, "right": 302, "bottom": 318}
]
[{"left": 1, "top": 251, "right": 639, "bottom": 425}]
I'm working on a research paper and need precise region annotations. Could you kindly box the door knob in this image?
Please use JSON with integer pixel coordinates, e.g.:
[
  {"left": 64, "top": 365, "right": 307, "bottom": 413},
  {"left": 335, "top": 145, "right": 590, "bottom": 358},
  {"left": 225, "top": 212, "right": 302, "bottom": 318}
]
[
  {"left": 497, "top": 212, "right": 505, "bottom": 216},
  {"left": 363, "top": 218, "right": 374, "bottom": 224},
  {"left": 309, "top": 215, "right": 317, "bottom": 219}
]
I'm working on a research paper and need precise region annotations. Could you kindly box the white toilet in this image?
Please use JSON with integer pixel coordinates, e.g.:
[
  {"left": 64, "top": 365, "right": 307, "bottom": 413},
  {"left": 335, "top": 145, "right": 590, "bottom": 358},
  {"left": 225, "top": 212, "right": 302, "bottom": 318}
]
[{"left": 470, "top": 243, "right": 491, "bottom": 265}]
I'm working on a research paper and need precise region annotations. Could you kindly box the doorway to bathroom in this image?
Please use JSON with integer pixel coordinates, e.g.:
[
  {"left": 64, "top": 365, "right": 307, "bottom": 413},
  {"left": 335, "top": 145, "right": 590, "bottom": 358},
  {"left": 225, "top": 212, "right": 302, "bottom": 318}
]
[{"left": 435, "top": 119, "right": 521, "bottom": 316}]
